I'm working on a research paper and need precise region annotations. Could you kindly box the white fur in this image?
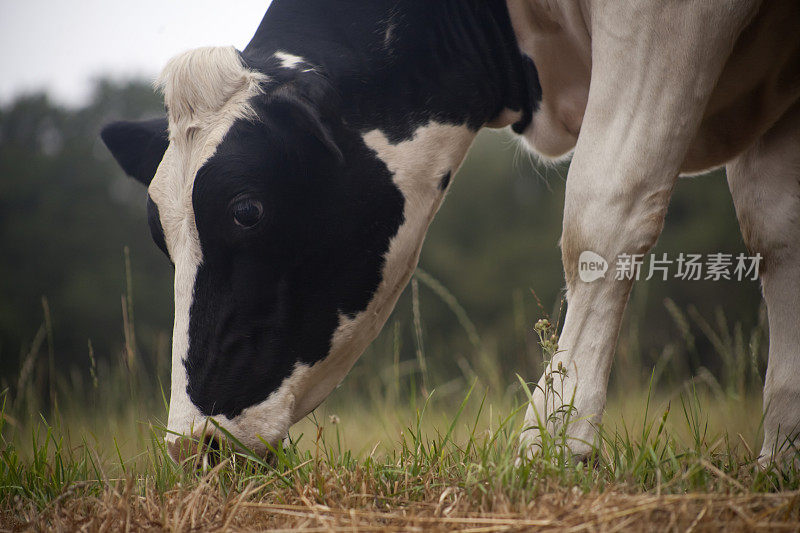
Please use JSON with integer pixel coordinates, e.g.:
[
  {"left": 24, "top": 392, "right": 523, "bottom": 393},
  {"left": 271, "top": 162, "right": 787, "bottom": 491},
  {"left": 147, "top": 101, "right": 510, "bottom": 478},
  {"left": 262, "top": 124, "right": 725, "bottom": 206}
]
[
  {"left": 273, "top": 51, "right": 305, "bottom": 69},
  {"left": 157, "top": 46, "right": 267, "bottom": 129},
  {"left": 727, "top": 103, "right": 800, "bottom": 463}
]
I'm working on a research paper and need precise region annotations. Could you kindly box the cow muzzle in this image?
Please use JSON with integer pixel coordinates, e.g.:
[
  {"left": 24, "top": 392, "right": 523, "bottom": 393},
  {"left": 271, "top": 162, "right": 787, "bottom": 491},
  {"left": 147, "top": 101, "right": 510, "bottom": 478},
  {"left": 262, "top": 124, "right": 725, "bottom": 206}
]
[{"left": 167, "top": 429, "right": 223, "bottom": 469}]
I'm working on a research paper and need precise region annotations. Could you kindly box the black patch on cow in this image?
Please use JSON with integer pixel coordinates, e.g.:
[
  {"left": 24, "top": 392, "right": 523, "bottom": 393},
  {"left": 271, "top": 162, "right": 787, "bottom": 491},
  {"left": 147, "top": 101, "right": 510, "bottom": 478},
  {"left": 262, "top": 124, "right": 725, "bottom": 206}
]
[
  {"left": 242, "top": 0, "right": 535, "bottom": 144},
  {"left": 512, "top": 55, "right": 543, "bottom": 134},
  {"left": 438, "top": 171, "right": 452, "bottom": 191},
  {"left": 146, "top": 195, "right": 170, "bottom": 261},
  {"left": 185, "top": 80, "right": 405, "bottom": 418},
  {"left": 100, "top": 117, "right": 169, "bottom": 185}
]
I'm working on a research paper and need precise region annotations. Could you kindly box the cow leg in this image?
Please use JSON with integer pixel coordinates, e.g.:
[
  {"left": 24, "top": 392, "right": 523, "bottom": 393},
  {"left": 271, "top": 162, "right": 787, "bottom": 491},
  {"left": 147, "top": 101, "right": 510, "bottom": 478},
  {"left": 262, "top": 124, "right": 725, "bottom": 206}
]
[
  {"left": 520, "top": 1, "right": 757, "bottom": 459},
  {"left": 726, "top": 102, "right": 800, "bottom": 465}
]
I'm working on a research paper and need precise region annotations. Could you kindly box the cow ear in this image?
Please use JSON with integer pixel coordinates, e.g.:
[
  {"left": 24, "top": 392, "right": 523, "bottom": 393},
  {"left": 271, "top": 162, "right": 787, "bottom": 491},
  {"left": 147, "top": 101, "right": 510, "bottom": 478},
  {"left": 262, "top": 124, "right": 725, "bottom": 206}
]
[
  {"left": 268, "top": 94, "right": 344, "bottom": 164},
  {"left": 100, "top": 117, "right": 169, "bottom": 186}
]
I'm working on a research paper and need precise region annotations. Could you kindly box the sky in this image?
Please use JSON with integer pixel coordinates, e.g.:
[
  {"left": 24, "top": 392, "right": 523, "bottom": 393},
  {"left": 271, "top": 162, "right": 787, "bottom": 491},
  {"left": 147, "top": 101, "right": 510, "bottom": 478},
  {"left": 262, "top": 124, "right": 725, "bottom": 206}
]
[{"left": 0, "top": 0, "right": 272, "bottom": 107}]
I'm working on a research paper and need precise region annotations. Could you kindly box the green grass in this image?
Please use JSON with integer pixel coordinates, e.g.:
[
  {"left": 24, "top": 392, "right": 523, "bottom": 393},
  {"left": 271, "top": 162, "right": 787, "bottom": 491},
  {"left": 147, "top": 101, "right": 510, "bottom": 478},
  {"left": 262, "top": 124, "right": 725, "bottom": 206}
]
[{"left": 2, "top": 272, "right": 800, "bottom": 530}]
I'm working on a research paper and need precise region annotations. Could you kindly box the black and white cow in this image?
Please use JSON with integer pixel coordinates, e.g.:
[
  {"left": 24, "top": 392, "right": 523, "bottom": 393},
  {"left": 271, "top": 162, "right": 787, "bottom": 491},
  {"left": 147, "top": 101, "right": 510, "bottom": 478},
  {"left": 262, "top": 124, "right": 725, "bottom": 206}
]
[{"left": 102, "top": 0, "right": 800, "bottom": 464}]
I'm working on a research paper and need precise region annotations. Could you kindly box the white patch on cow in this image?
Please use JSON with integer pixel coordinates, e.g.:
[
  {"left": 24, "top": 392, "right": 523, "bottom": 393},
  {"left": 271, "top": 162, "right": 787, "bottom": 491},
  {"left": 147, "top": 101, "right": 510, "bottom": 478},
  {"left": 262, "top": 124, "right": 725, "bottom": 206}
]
[
  {"left": 274, "top": 51, "right": 305, "bottom": 69},
  {"left": 148, "top": 46, "right": 268, "bottom": 448},
  {"left": 169, "top": 365, "right": 307, "bottom": 456},
  {"left": 381, "top": 7, "right": 400, "bottom": 50},
  {"left": 158, "top": 47, "right": 267, "bottom": 130},
  {"left": 215, "top": 363, "right": 310, "bottom": 452},
  {"left": 383, "top": 22, "right": 396, "bottom": 48}
]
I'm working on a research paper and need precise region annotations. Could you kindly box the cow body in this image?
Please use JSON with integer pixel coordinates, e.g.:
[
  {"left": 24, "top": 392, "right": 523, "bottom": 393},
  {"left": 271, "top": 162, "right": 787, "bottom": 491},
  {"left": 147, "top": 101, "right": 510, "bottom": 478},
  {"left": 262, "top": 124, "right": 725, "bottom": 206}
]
[
  {"left": 101, "top": 0, "right": 800, "bottom": 464},
  {"left": 509, "top": 0, "right": 800, "bottom": 172}
]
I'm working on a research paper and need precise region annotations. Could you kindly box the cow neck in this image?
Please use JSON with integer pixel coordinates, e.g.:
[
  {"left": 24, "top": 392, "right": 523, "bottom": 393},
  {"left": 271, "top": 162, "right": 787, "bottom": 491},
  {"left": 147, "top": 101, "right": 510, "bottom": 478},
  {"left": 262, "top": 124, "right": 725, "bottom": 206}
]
[{"left": 241, "top": 0, "right": 537, "bottom": 138}]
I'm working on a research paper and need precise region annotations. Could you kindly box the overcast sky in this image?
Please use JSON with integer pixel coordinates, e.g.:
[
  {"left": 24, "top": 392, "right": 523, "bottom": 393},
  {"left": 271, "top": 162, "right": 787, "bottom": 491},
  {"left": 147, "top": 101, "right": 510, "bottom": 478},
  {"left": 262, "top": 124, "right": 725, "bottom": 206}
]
[{"left": 0, "top": 0, "right": 272, "bottom": 107}]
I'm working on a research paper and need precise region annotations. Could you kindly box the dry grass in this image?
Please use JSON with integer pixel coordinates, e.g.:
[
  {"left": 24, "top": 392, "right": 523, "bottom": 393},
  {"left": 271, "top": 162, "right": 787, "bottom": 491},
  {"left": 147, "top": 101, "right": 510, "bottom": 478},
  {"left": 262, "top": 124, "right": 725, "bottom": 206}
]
[{"left": 5, "top": 470, "right": 800, "bottom": 531}]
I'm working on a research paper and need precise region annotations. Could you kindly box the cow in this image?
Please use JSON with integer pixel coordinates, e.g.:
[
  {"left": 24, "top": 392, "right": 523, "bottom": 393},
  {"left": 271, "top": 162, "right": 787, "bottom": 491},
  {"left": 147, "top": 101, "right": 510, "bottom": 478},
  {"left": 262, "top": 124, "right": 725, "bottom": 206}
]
[{"left": 101, "top": 0, "right": 800, "bottom": 465}]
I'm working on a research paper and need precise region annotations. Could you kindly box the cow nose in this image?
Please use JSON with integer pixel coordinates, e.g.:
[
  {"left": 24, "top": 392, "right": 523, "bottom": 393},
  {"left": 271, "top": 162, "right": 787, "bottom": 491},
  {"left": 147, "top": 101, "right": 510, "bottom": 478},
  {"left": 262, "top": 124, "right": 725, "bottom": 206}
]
[{"left": 167, "top": 433, "right": 222, "bottom": 469}]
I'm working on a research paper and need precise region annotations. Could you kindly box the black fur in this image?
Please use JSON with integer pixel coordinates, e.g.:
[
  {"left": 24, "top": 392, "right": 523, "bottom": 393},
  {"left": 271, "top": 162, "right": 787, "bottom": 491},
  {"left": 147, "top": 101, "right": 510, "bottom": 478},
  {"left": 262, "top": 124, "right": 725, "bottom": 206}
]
[
  {"left": 511, "top": 55, "right": 542, "bottom": 134},
  {"left": 100, "top": 118, "right": 169, "bottom": 185},
  {"left": 146, "top": 196, "right": 170, "bottom": 260},
  {"left": 438, "top": 171, "right": 452, "bottom": 191},
  {"left": 243, "top": 0, "right": 540, "bottom": 142}
]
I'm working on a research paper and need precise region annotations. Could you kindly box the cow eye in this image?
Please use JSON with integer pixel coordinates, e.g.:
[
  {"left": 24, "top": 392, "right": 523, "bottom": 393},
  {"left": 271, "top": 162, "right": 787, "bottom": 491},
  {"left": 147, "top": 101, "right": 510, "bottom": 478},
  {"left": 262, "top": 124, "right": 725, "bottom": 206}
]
[{"left": 231, "top": 197, "right": 264, "bottom": 228}]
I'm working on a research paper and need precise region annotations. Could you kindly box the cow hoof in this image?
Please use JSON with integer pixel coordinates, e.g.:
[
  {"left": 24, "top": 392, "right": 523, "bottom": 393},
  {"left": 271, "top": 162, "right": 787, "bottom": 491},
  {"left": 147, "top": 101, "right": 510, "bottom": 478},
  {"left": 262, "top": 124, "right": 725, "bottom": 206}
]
[
  {"left": 757, "top": 448, "right": 800, "bottom": 472},
  {"left": 518, "top": 424, "right": 597, "bottom": 466},
  {"left": 518, "top": 388, "right": 600, "bottom": 467}
]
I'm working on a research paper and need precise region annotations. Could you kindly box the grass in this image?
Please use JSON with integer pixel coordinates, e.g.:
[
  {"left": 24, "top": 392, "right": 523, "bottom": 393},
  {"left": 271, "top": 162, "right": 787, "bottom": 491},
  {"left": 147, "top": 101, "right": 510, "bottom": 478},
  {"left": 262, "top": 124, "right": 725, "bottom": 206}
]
[{"left": 2, "top": 269, "right": 800, "bottom": 530}]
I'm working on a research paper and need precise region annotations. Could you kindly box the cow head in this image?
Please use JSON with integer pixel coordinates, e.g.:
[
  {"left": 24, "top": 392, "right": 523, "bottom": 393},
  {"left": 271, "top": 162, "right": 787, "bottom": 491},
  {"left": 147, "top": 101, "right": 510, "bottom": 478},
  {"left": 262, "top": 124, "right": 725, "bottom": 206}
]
[{"left": 102, "top": 47, "right": 477, "bottom": 458}]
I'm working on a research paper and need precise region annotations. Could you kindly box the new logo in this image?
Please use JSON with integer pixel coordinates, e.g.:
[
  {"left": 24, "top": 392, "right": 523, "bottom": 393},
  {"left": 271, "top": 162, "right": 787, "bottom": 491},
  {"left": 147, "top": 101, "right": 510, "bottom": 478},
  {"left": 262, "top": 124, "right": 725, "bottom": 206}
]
[{"left": 578, "top": 251, "right": 608, "bottom": 282}]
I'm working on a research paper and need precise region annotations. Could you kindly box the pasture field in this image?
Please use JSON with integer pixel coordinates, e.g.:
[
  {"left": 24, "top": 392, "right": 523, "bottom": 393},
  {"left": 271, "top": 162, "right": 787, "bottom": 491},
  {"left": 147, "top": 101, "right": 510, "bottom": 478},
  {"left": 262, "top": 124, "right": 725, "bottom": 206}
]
[{"left": 2, "top": 277, "right": 800, "bottom": 531}]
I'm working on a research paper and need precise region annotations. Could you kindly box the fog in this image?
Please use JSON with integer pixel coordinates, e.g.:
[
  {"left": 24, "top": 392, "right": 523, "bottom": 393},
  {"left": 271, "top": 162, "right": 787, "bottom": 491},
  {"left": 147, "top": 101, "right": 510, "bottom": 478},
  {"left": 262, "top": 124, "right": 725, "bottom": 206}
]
[{"left": 0, "top": 0, "right": 271, "bottom": 106}]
